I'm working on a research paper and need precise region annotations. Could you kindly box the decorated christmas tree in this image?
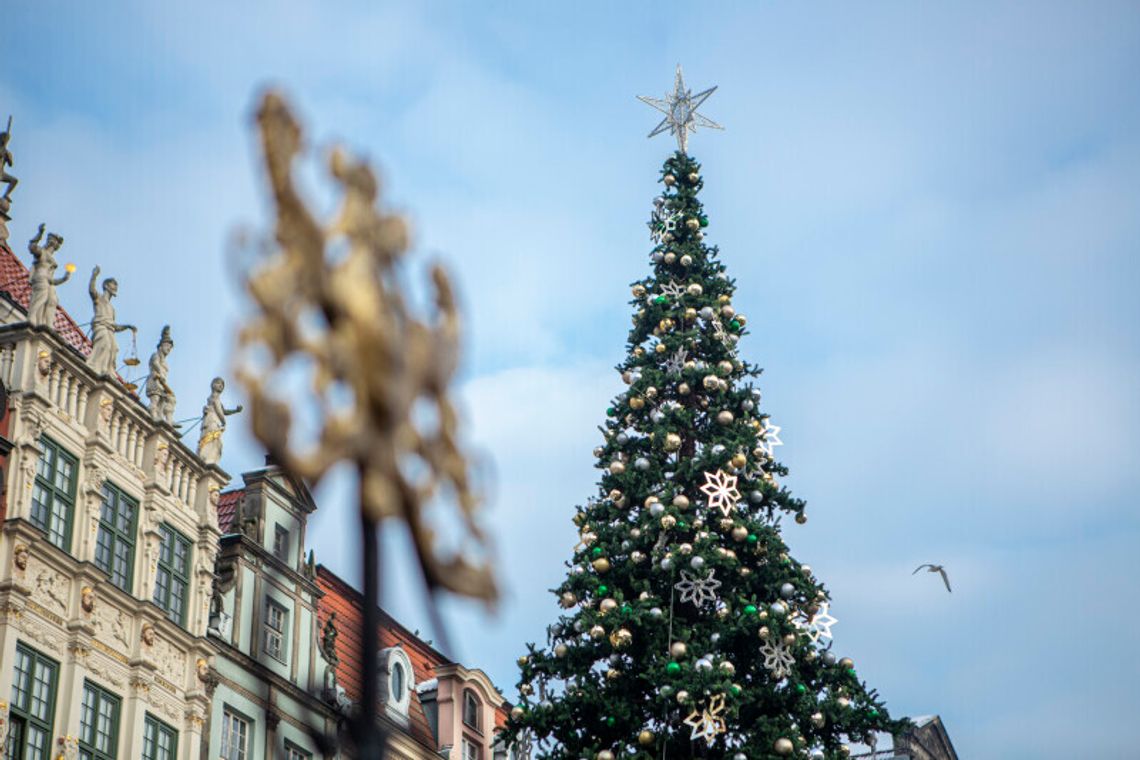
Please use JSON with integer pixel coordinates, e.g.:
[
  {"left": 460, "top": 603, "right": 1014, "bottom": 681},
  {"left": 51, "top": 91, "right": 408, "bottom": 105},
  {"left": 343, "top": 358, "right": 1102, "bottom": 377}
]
[{"left": 500, "top": 67, "right": 906, "bottom": 760}]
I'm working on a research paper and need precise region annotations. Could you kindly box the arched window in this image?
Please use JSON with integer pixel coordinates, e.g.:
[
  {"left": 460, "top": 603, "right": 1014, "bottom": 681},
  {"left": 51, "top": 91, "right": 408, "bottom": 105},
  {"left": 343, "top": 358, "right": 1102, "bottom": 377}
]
[
  {"left": 378, "top": 646, "right": 413, "bottom": 722},
  {"left": 462, "top": 688, "right": 481, "bottom": 731}
]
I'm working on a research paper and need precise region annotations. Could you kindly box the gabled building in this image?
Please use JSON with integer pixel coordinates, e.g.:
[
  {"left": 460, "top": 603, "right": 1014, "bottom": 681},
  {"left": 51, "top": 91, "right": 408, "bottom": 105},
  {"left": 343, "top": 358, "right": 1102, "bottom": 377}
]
[{"left": 851, "top": 715, "right": 960, "bottom": 760}]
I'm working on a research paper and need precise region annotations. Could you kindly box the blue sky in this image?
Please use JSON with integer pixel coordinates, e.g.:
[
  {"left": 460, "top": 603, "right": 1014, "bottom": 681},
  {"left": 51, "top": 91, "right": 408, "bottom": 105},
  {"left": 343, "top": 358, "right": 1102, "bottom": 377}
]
[{"left": 4, "top": 2, "right": 1139, "bottom": 757}]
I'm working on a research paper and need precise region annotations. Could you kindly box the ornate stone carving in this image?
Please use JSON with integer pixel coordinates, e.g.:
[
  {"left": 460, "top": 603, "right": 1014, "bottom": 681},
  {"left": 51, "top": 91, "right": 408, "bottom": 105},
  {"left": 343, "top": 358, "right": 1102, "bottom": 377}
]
[
  {"left": 80, "top": 585, "right": 95, "bottom": 615},
  {"left": 141, "top": 621, "right": 156, "bottom": 647},
  {"left": 36, "top": 349, "right": 51, "bottom": 379},
  {"left": 86, "top": 657, "right": 123, "bottom": 687},
  {"left": 153, "top": 442, "right": 171, "bottom": 477},
  {"left": 0, "top": 116, "right": 16, "bottom": 242},
  {"left": 97, "top": 398, "right": 114, "bottom": 431},
  {"left": 32, "top": 566, "right": 68, "bottom": 613},
  {"left": 12, "top": 543, "right": 29, "bottom": 572},
  {"left": 92, "top": 606, "right": 130, "bottom": 651},
  {"left": 19, "top": 619, "right": 61, "bottom": 654}
]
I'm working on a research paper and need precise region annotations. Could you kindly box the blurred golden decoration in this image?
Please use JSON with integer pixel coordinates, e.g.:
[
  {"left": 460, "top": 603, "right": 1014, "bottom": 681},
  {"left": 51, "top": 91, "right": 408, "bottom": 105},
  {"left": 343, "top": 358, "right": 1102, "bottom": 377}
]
[{"left": 234, "top": 91, "right": 497, "bottom": 603}]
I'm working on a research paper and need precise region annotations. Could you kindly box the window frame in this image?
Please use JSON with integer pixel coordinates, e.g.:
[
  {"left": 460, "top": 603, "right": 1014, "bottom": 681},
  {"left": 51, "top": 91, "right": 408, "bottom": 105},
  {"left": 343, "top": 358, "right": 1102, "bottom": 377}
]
[
  {"left": 284, "top": 741, "right": 312, "bottom": 760},
  {"left": 93, "top": 482, "right": 138, "bottom": 592},
  {"left": 273, "top": 523, "right": 289, "bottom": 562},
  {"left": 220, "top": 707, "right": 251, "bottom": 760},
  {"left": 29, "top": 435, "right": 78, "bottom": 551},
  {"left": 79, "top": 680, "right": 121, "bottom": 760},
  {"left": 463, "top": 738, "right": 481, "bottom": 760},
  {"left": 7, "top": 642, "right": 60, "bottom": 760},
  {"left": 462, "top": 688, "right": 482, "bottom": 733},
  {"left": 151, "top": 523, "right": 191, "bottom": 626},
  {"left": 262, "top": 598, "right": 288, "bottom": 663},
  {"left": 142, "top": 714, "right": 178, "bottom": 760}
]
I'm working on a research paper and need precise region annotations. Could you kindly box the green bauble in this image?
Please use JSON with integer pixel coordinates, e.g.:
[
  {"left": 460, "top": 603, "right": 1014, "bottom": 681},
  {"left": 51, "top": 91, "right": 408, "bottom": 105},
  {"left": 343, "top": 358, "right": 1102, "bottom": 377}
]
[
  {"left": 606, "top": 716, "right": 616, "bottom": 727},
  {"left": 795, "top": 684, "right": 806, "bottom": 694},
  {"left": 598, "top": 584, "right": 608, "bottom": 594},
  {"left": 743, "top": 604, "right": 758, "bottom": 615},
  {"left": 747, "top": 534, "right": 758, "bottom": 544},
  {"left": 699, "top": 215, "right": 709, "bottom": 227},
  {"left": 666, "top": 662, "right": 681, "bottom": 675}
]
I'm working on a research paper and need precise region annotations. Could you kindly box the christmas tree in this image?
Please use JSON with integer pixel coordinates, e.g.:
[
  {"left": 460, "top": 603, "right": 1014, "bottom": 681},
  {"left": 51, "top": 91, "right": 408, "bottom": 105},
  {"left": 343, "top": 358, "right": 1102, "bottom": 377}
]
[{"left": 501, "top": 68, "right": 905, "bottom": 760}]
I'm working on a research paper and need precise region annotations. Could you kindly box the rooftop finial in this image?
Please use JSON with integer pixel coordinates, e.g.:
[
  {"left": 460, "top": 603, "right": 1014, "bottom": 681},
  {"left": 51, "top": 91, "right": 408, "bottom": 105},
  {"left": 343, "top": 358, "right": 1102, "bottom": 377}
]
[
  {"left": 0, "top": 116, "right": 17, "bottom": 243},
  {"left": 637, "top": 64, "right": 723, "bottom": 154}
]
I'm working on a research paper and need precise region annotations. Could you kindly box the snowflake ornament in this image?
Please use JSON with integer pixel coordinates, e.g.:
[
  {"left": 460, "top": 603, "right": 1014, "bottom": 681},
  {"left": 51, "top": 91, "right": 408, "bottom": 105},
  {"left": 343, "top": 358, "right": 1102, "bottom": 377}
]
[
  {"left": 663, "top": 347, "right": 689, "bottom": 378},
  {"left": 791, "top": 602, "right": 838, "bottom": 645},
  {"left": 759, "top": 640, "right": 795, "bottom": 680},
  {"left": 700, "top": 469, "right": 741, "bottom": 517},
  {"left": 658, "top": 280, "right": 686, "bottom": 301},
  {"left": 757, "top": 419, "right": 783, "bottom": 457},
  {"left": 683, "top": 694, "right": 727, "bottom": 745},
  {"left": 675, "top": 569, "right": 722, "bottom": 608},
  {"left": 710, "top": 317, "right": 730, "bottom": 344}
]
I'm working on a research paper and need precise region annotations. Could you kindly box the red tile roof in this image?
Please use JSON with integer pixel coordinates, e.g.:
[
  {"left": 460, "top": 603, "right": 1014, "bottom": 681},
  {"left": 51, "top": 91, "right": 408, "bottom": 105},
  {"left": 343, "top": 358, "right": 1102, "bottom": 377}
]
[
  {"left": 317, "top": 565, "right": 444, "bottom": 749},
  {"left": 0, "top": 242, "right": 92, "bottom": 356},
  {"left": 217, "top": 489, "right": 242, "bottom": 534}
]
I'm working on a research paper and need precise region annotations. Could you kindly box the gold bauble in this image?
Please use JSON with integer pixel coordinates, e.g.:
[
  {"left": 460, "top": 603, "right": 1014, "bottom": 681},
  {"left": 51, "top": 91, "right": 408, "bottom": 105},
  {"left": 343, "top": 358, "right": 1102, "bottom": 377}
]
[
  {"left": 736, "top": 313, "right": 747, "bottom": 326},
  {"left": 684, "top": 307, "right": 697, "bottom": 320},
  {"left": 655, "top": 342, "right": 667, "bottom": 354},
  {"left": 721, "top": 305, "right": 736, "bottom": 318},
  {"left": 606, "top": 668, "right": 620, "bottom": 681},
  {"left": 795, "top": 512, "right": 807, "bottom": 524},
  {"left": 517, "top": 655, "right": 529, "bottom": 666},
  {"left": 608, "top": 489, "right": 623, "bottom": 502},
  {"left": 702, "top": 374, "right": 720, "bottom": 390},
  {"left": 719, "top": 661, "right": 735, "bottom": 675},
  {"left": 560, "top": 592, "right": 577, "bottom": 608},
  {"left": 632, "top": 284, "right": 647, "bottom": 298},
  {"left": 629, "top": 396, "right": 645, "bottom": 410},
  {"left": 716, "top": 604, "right": 730, "bottom": 619},
  {"left": 645, "top": 386, "right": 658, "bottom": 399},
  {"left": 670, "top": 641, "right": 688, "bottom": 658},
  {"left": 740, "top": 567, "right": 751, "bottom": 576},
  {"left": 664, "top": 433, "right": 682, "bottom": 451},
  {"left": 687, "top": 283, "right": 703, "bottom": 296},
  {"left": 554, "top": 643, "right": 569, "bottom": 658},
  {"left": 592, "top": 558, "right": 611, "bottom": 573},
  {"left": 657, "top": 319, "right": 671, "bottom": 332},
  {"left": 597, "top": 751, "right": 615, "bottom": 760},
  {"left": 717, "top": 410, "right": 735, "bottom": 425},
  {"left": 600, "top": 598, "right": 618, "bottom": 614},
  {"left": 717, "top": 360, "right": 734, "bottom": 375},
  {"left": 685, "top": 217, "right": 700, "bottom": 231},
  {"left": 589, "top": 625, "right": 606, "bottom": 640},
  {"left": 783, "top": 633, "right": 796, "bottom": 646},
  {"left": 759, "top": 610, "right": 769, "bottom": 621},
  {"left": 687, "top": 172, "right": 700, "bottom": 183},
  {"left": 633, "top": 347, "right": 644, "bottom": 357},
  {"left": 678, "top": 542, "right": 692, "bottom": 555},
  {"left": 811, "top": 711, "right": 825, "bottom": 728},
  {"left": 664, "top": 174, "right": 676, "bottom": 185},
  {"left": 680, "top": 254, "right": 693, "bottom": 267},
  {"left": 672, "top": 494, "right": 690, "bottom": 509},
  {"left": 838, "top": 696, "right": 851, "bottom": 708},
  {"left": 661, "top": 515, "right": 677, "bottom": 529},
  {"left": 840, "top": 746, "right": 851, "bottom": 758},
  {"left": 752, "top": 447, "right": 765, "bottom": 459},
  {"left": 511, "top": 705, "right": 525, "bottom": 720},
  {"left": 593, "top": 446, "right": 604, "bottom": 457},
  {"left": 732, "top": 526, "right": 748, "bottom": 542},
  {"left": 718, "top": 294, "right": 730, "bottom": 304},
  {"left": 730, "top": 453, "right": 747, "bottom": 469},
  {"left": 609, "top": 461, "right": 625, "bottom": 475},
  {"left": 675, "top": 690, "right": 689, "bottom": 703},
  {"left": 631, "top": 550, "right": 645, "bottom": 563},
  {"left": 839, "top": 657, "right": 854, "bottom": 669},
  {"left": 678, "top": 382, "right": 691, "bottom": 395},
  {"left": 758, "top": 626, "right": 770, "bottom": 639},
  {"left": 664, "top": 252, "right": 676, "bottom": 264},
  {"left": 638, "top": 730, "right": 656, "bottom": 747},
  {"left": 621, "top": 371, "right": 633, "bottom": 385},
  {"left": 609, "top": 627, "right": 632, "bottom": 648},
  {"left": 644, "top": 495, "right": 659, "bottom": 508},
  {"left": 683, "top": 359, "right": 696, "bottom": 370},
  {"left": 774, "top": 738, "right": 794, "bottom": 755}
]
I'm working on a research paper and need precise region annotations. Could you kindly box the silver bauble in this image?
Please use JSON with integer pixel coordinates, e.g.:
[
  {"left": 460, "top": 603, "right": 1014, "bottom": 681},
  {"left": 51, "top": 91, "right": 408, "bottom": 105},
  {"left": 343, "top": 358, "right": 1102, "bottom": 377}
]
[
  {"left": 634, "top": 457, "right": 650, "bottom": 471},
  {"left": 780, "top": 583, "right": 795, "bottom": 599},
  {"left": 689, "top": 556, "right": 705, "bottom": 570},
  {"left": 649, "top": 502, "right": 665, "bottom": 517},
  {"left": 649, "top": 607, "right": 663, "bottom": 619},
  {"left": 660, "top": 557, "right": 674, "bottom": 571},
  {"left": 770, "top": 601, "right": 787, "bottom": 617}
]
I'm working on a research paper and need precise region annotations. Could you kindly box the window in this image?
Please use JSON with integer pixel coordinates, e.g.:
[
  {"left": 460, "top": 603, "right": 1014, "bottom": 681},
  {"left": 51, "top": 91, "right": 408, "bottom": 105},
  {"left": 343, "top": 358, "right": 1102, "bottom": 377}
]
[
  {"left": 463, "top": 738, "right": 481, "bottom": 760},
  {"left": 390, "top": 660, "right": 405, "bottom": 700},
  {"left": 152, "top": 524, "right": 191, "bottom": 625},
  {"left": 220, "top": 709, "right": 250, "bottom": 760},
  {"left": 284, "top": 742, "right": 311, "bottom": 760},
  {"left": 79, "top": 681, "right": 120, "bottom": 760},
  {"left": 462, "top": 689, "right": 481, "bottom": 731},
  {"left": 273, "top": 524, "right": 289, "bottom": 561},
  {"left": 6, "top": 643, "right": 59, "bottom": 760},
  {"left": 263, "top": 599, "right": 287, "bottom": 662},
  {"left": 94, "top": 483, "right": 137, "bottom": 592},
  {"left": 29, "top": 436, "right": 77, "bottom": 550},
  {"left": 142, "top": 715, "right": 177, "bottom": 760}
]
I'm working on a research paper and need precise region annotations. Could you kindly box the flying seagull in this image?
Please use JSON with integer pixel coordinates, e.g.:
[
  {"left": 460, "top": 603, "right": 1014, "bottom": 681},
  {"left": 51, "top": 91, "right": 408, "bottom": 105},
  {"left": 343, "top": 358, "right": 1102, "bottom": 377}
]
[{"left": 912, "top": 564, "right": 952, "bottom": 593}]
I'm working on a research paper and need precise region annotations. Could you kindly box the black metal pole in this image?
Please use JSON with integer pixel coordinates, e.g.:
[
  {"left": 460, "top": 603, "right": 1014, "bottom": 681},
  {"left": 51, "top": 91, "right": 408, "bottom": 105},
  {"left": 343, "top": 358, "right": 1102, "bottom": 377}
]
[{"left": 355, "top": 491, "right": 384, "bottom": 758}]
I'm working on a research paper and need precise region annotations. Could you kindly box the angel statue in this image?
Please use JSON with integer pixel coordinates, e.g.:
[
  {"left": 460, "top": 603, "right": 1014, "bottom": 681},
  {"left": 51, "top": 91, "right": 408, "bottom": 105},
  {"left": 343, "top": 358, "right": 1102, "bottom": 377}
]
[
  {"left": 86, "top": 266, "right": 136, "bottom": 376},
  {"left": 27, "top": 223, "right": 73, "bottom": 327}
]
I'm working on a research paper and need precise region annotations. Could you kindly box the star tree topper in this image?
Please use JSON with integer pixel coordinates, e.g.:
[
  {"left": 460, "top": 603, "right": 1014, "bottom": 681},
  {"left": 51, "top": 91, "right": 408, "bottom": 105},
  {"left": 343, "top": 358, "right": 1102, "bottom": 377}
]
[{"left": 638, "top": 64, "right": 724, "bottom": 154}]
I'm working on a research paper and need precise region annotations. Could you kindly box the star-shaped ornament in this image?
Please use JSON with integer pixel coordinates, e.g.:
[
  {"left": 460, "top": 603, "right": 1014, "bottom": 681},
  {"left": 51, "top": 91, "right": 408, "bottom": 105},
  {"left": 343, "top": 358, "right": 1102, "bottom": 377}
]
[
  {"left": 700, "top": 469, "right": 741, "bottom": 517},
  {"left": 675, "top": 569, "right": 722, "bottom": 608},
  {"left": 638, "top": 65, "right": 724, "bottom": 154},
  {"left": 759, "top": 640, "right": 795, "bottom": 680},
  {"left": 658, "top": 280, "right": 685, "bottom": 301},
  {"left": 757, "top": 419, "right": 783, "bottom": 457},
  {"left": 683, "top": 694, "right": 727, "bottom": 745},
  {"left": 791, "top": 602, "right": 838, "bottom": 645}
]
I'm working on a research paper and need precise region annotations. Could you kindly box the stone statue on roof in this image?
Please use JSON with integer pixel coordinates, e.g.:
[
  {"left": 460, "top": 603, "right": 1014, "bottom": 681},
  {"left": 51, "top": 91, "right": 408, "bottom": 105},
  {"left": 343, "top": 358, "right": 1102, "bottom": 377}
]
[
  {"left": 320, "top": 612, "right": 339, "bottom": 668},
  {"left": 0, "top": 117, "right": 16, "bottom": 242},
  {"left": 197, "top": 377, "right": 242, "bottom": 465},
  {"left": 27, "top": 223, "right": 73, "bottom": 328},
  {"left": 145, "top": 325, "right": 177, "bottom": 424},
  {"left": 86, "top": 266, "right": 136, "bottom": 376}
]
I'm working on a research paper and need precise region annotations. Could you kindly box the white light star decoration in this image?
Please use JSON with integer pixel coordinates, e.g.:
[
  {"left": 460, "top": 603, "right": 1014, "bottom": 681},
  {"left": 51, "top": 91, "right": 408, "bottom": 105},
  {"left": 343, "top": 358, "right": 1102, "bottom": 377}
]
[
  {"left": 757, "top": 419, "right": 783, "bottom": 457},
  {"left": 675, "top": 569, "right": 722, "bottom": 608},
  {"left": 683, "top": 694, "right": 727, "bottom": 745},
  {"left": 791, "top": 602, "right": 838, "bottom": 645},
  {"left": 759, "top": 640, "right": 795, "bottom": 680},
  {"left": 658, "top": 280, "right": 686, "bottom": 301},
  {"left": 638, "top": 64, "right": 724, "bottom": 154},
  {"left": 663, "top": 347, "right": 689, "bottom": 377},
  {"left": 700, "top": 469, "right": 741, "bottom": 517}
]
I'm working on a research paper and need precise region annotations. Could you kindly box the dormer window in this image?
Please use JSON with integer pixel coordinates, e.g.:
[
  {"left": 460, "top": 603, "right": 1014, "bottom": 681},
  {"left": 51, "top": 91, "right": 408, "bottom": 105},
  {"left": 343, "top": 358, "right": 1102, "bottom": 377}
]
[
  {"left": 378, "top": 646, "right": 413, "bottom": 722},
  {"left": 462, "top": 688, "right": 481, "bottom": 732}
]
